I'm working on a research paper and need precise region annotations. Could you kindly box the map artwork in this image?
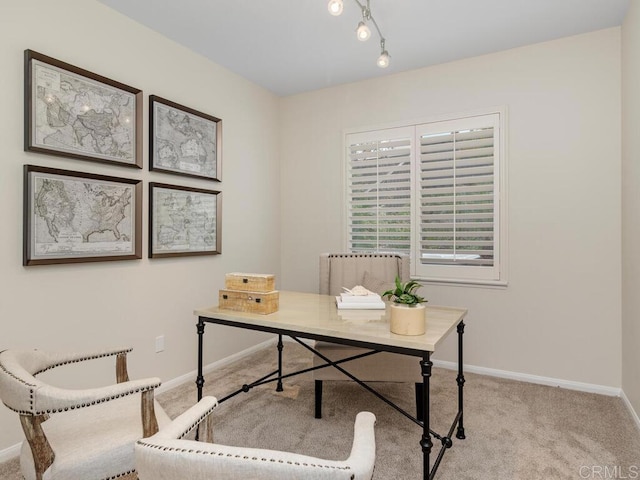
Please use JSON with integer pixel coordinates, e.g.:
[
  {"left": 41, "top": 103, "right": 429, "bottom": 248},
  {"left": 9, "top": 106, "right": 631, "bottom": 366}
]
[
  {"left": 31, "top": 172, "right": 135, "bottom": 259},
  {"left": 32, "top": 60, "right": 136, "bottom": 163},
  {"left": 153, "top": 187, "right": 218, "bottom": 254},
  {"left": 153, "top": 103, "right": 217, "bottom": 177}
]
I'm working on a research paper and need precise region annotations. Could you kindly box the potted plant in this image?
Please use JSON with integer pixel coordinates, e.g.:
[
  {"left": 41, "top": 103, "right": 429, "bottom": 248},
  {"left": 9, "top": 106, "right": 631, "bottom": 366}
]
[{"left": 382, "top": 277, "right": 427, "bottom": 335}]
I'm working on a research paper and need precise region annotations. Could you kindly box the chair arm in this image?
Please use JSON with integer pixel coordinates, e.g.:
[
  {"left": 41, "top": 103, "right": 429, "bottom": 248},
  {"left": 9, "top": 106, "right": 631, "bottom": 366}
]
[
  {"left": 33, "top": 377, "right": 161, "bottom": 414},
  {"left": 153, "top": 396, "right": 218, "bottom": 440},
  {"left": 33, "top": 347, "right": 133, "bottom": 375},
  {"left": 135, "top": 409, "right": 377, "bottom": 480},
  {"left": 344, "top": 411, "right": 377, "bottom": 478}
]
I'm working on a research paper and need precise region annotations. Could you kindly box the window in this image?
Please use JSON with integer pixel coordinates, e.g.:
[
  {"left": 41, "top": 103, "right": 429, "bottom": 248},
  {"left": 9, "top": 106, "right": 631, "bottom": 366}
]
[{"left": 345, "top": 110, "right": 506, "bottom": 285}]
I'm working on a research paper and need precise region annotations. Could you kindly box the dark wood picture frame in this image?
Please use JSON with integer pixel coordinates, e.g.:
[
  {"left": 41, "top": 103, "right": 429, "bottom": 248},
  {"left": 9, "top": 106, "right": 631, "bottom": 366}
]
[
  {"left": 149, "top": 95, "right": 222, "bottom": 181},
  {"left": 24, "top": 49, "right": 143, "bottom": 168},
  {"left": 24, "top": 165, "right": 142, "bottom": 266},
  {"left": 149, "top": 182, "right": 222, "bottom": 258}
]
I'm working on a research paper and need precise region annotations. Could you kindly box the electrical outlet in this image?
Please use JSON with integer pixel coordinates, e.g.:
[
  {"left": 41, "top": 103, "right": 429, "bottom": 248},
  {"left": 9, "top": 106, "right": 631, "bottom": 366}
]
[{"left": 155, "top": 335, "right": 165, "bottom": 353}]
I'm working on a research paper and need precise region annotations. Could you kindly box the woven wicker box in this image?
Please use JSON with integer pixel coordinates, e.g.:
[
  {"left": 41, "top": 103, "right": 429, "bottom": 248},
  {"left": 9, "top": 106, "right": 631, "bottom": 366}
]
[
  {"left": 218, "top": 289, "right": 279, "bottom": 315},
  {"left": 225, "top": 273, "right": 275, "bottom": 293}
]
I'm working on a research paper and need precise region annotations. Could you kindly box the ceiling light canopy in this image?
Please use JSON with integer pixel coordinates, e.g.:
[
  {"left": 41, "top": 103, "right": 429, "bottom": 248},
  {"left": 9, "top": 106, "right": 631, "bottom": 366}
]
[{"left": 328, "top": 0, "right": 390, "bottom": 69}]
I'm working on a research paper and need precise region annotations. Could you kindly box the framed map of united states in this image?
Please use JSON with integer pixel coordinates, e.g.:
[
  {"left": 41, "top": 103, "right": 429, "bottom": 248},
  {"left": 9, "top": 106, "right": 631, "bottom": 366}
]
[{"left": 23, "top": 165, "right": 142, "bottom": 266}]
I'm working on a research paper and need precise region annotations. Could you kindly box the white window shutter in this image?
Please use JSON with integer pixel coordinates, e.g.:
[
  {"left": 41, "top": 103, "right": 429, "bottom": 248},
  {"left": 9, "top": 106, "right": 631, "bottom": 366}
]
[
  {"left": 419, "top": 127, "right": 495, "bottom": 265},
  {"left": 414, "top": 113, "right": 502, "bottom": 282},
  {"left": 346, "top": 128, "right": 413, "bottom": 253}
]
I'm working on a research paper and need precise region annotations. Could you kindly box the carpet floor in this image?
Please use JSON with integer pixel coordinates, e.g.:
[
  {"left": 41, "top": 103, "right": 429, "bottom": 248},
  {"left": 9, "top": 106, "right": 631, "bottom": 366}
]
[{"left": 1, "top": 343, "right": 639, "bottom": 479}]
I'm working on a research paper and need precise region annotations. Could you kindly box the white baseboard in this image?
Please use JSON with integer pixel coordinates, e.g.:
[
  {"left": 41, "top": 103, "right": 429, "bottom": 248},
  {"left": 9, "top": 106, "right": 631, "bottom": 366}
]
[
  {"left": 0, "top": 443, "right": 20, "bottom": 464},
  {"left": 156, "top": 338, "right": 276, "bottom": 394},
  {"left": 163, "top": 344, "right": 639, "bottom": 434},
  {"left": 432, "top": 359, "right": 622, "bottom": 397},
  {"left": 621, "top": 389, "right": 640, "bottom": 433}
]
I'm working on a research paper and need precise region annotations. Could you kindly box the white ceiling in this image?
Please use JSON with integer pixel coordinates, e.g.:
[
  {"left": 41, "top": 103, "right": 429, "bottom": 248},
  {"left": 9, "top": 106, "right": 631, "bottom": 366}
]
[{"left": 98, "top": 0, "right": 630, "bottom": 97}]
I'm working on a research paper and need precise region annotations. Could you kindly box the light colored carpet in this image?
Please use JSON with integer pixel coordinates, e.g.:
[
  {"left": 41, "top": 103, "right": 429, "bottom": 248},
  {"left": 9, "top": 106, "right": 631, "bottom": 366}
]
[{"left": 1, "top": 343, "right": 639, "bottom": 479}]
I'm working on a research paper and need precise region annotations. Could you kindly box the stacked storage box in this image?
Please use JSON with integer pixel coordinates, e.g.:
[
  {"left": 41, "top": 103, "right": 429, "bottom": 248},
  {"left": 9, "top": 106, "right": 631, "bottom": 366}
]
[{"left": 218, "top": 273, "right": 279, "bottom": 314}]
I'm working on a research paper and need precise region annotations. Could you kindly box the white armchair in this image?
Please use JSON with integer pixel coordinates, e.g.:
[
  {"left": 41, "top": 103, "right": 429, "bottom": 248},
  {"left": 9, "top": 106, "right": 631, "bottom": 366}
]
[
  {"left": 135, "top": 396, "right": 377, "bottom": 480},
  {"left": 0, "top": 347, "right": 170, "bottom": 480},
  {"left": 314, "top": 253, "right": 424, "bottom": 419}
]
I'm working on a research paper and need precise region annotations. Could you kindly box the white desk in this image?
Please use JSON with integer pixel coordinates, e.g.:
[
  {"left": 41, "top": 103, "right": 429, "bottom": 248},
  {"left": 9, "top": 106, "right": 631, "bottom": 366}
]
[{"left": 194, "top": 291, "right": 468, "bottom": 479}]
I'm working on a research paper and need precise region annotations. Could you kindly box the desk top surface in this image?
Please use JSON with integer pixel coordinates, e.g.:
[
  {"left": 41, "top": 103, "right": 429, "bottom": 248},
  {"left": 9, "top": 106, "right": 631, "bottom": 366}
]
[{"left": 195, "top": 291, "right": 467, "bottom": 352}]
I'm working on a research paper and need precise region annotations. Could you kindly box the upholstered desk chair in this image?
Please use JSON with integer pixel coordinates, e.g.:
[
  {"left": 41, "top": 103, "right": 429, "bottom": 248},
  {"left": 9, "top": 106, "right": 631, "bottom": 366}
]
[
  {"left": 314, "top": 253, "right": 424, "bottom": 419},
  {"left": 135, "top": 396, "right": 377, "bottom": 480},
  {"left": 0, "top": 347, "right": 170, "bottom": 480}
]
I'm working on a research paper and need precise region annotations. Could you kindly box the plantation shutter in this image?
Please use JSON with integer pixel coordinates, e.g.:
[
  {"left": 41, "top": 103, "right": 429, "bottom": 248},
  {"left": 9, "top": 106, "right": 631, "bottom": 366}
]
[
  {"left": 417, "top": 117, "right": 497, "bottom": 269},
  {"left": 346, "top": 128, "right": 413, "bottom": 253}
]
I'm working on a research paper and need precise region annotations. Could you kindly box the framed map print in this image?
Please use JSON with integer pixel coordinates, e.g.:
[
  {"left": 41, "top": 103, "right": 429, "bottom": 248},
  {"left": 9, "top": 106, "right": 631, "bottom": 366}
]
[
  {"left": 24, "top": 49, "right": 143, "bottom": 168},
  {"left": 149, "top": 95, "right": 222, "bottom": 181},
  {"left": 149, "top": 183, "right": 221, "bottom": 258},
  {"left": 23, "top": 165, "right": 142, "bottom": 266}
]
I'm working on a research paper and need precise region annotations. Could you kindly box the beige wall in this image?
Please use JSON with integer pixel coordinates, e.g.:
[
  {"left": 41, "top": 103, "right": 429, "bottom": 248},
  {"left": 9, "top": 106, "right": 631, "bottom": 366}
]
[
  {"left": 0, "top": 1, "right": 279, "bottom": 451},
  {"left": 280, "top": 29, "right": 622, "bottom": 387},
  {"left": 622, "top": 2, "right": 640, "bottom": 422}
]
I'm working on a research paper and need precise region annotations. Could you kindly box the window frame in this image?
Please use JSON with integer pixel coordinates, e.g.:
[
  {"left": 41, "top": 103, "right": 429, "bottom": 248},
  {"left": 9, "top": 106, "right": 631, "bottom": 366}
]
[{"left": 343, "top": 107, "right": 508, "bottom": 287}]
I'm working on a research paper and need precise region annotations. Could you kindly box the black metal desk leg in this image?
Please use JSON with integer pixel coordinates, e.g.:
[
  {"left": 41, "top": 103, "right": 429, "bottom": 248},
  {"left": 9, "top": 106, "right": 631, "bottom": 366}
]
[
  {"left": 196, "top": 317, "right": 205, "bottom": 401},
  {"left": 276, "top": 334, "right": 284, "bottom": 392},
  {"left": 456, "top": 321, "right": 466, "bottom": 440},
  {"left": 420, "top": 352, "right": 433, "bottom": 480}
]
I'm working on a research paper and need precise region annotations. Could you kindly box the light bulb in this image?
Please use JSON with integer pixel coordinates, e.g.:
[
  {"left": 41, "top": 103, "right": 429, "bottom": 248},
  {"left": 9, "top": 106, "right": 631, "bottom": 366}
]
[
  {"left": 377, "top": 50, "right": 390, "bottom": 68},
  {"left": 327, "top": 0, "right": 343, "bottom": 16},
  {"left": 356, "top": 21, "right": 371, "bottom": 41}
]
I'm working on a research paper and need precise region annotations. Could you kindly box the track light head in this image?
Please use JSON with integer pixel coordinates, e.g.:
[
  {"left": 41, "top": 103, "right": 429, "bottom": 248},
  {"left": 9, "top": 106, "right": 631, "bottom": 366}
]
[
  {"left": 377, "top": 50, "right": 390, "bottom": 68},
  {"left": 356, "top": 21, "right": 371, "bottom": 41},
  {"left": 327, "top": 0, "right": 344, "bottom": 16}
]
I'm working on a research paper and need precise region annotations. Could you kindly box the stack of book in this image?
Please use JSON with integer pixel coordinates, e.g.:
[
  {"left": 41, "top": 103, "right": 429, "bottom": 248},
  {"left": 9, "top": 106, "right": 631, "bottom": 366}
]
[
  {"left": 335, "top": 290, "right": 386, "bottom": 310},
  {"left": 338, "top": 308, "right": 386, "bottom": 323}
]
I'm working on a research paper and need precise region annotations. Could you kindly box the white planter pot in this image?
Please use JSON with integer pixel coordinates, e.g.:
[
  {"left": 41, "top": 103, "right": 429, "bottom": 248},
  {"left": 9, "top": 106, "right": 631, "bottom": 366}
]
[{"left": 389, "top": 303, "right": 426, "bottom": 336}]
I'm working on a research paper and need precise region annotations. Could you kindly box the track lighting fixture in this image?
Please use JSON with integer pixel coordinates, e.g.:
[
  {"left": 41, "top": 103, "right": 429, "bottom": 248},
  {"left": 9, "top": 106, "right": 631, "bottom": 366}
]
[{"left": 328, "top": 0, "right": 390, "bottom": 68}]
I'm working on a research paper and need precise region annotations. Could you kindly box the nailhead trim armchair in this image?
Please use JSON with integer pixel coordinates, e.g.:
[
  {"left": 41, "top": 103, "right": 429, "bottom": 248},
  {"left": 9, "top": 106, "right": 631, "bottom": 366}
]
[
  {"left": 135, "top": 396, "right": 377, "bottom": 480},
  {"left": 0, "top": 347, "right": 170, "bottom": 480}
]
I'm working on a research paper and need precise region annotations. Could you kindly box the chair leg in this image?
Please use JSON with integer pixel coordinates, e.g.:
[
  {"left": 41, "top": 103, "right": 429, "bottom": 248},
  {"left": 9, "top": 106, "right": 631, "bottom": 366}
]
[
  {"left": 314, "top": 380, "right": 323, "bottom": 419},
  {"left": 20, "top": 414, "right": 54, "bottom": 480},
  {"left": 415, "top": 383, "right": 424, "bottom": 422}
]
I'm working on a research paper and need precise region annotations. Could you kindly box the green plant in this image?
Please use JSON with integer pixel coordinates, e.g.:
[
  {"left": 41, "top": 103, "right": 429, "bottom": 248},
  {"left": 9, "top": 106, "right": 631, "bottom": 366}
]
[{"left": 382, "top": 276, "right": 426, "bottom": 306}]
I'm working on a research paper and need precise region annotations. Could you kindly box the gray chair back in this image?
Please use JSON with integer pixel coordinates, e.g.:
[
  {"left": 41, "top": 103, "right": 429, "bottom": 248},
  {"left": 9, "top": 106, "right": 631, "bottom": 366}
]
[{"left": 319, "top": 253, "right": 410, "bottom": 296}]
